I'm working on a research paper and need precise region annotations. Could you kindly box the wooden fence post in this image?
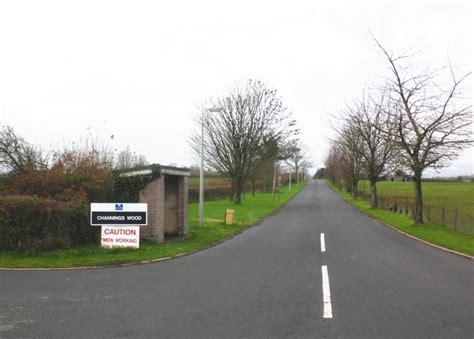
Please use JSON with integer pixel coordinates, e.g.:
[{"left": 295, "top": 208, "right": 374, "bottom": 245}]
[{"left": 405, "top": 197, "right": 408, "bottom": 216}]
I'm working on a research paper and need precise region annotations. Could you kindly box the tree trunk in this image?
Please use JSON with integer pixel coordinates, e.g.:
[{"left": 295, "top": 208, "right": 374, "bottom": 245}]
[
  {"left": 251, "top": 178, "right": 256, "bottom": 196},
  {"left": 229, "top": 181, "right": 234, "bottom": 201},
  {"left": 234, "top": 177, "right": 243, "bottom": 205},
  {"left": 352, "top": 181, "right": 358, "bottom": 199},
  {"left": 369, "top": 179, "right": 378, "bottom": 208},
  {"left": 413, "top": 174, "right": 423, "bottom": 224}
]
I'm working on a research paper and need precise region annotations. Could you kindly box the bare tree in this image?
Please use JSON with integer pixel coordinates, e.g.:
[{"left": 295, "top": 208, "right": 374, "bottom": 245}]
[
  {"left": 332, "top": 122, "right": 365, "bottom": 198},
  {"left": 0, "top": 125, "right": 47, "bottom": 174},
  {"left": 299, "top": 159, "right": 313, "bottom": 182},
  {"left": 248, "top": 135, "right": 281, "bottom": 197},
  {"left": 191, "top": 79, "right": 297, "bottom": 204},
  {"left": 324, "top": 142, "right": 343, "bottom": 186},
  {"left": 115, "top": 146, "right": 148, "bottom": 169},
  {"left": 343, "top": 91, "right": 398, "bottom": 207},
  {"left": 374, "top": 39, "right": 473, "bottom": 223},
  {"left": 285, "top": 140, "right": 308, "bottom": 185}
]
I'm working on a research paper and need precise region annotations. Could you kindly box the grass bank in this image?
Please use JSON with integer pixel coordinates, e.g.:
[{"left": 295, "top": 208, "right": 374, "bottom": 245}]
[
  {"left": 327, "top": 181, "right": 474, "bottom": 257},
  {"left": 0, "top": 183, "right": 306, "bottom": 268}
]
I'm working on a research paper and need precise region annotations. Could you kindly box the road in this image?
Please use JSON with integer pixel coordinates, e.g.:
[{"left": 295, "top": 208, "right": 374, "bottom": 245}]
[{"left": 1, "top": 180, "right": 473, "bottom": 338}]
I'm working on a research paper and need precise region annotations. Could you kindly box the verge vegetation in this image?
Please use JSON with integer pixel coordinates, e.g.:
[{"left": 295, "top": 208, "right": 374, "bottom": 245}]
[
  {"left": 327, "top": 180, "right": 474, "bottom": 256},
  {"left": 0, "top": 182, "right": 306, "bottom": 268}
]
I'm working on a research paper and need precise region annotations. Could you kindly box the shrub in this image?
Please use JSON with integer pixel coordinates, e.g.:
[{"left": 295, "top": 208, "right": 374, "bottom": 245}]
[{"left": 0, "top": 195, "right": 99, "bottom": 251}]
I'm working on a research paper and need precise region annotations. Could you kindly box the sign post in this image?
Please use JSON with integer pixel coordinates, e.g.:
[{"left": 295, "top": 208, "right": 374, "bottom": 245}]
[{"left": 90, "top": 203, "right": 147, "bottom": 249}]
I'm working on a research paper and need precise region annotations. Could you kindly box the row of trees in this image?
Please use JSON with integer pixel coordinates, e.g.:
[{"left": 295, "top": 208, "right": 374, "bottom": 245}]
[
  {"left": 191, "top": 79, "right": 310, "bottom": 204},
  {"left": 325, "top": 39, "right": 472, "bottom": 224}
]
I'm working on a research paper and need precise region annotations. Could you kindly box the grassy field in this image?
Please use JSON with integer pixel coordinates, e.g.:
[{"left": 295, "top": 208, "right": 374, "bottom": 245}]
[
  {"left": 0, "top": 183, "right": 306, "bottom": 268},
  {"left": 359, "top": 180, "right": 474, "bottom": 215},
  {"left": 329, "top": 181, "right": 474, "bottom": 256},
  {"left": 358, "top": 180, "right": 474, "bottom": 234}
]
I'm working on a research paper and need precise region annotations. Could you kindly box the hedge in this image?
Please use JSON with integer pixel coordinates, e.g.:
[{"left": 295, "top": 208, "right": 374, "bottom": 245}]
[{"left": 0, "top": 195, "right": 99, "bottom": 251}]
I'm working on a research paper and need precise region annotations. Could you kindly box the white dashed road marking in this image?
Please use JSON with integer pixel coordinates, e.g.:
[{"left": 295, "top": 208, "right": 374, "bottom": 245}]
[
  {"left": 320, "top": 233, "right": 326, "bottom": 252},
  {"left": 321, "top": 265, "right": 333, "bottom": 319}
]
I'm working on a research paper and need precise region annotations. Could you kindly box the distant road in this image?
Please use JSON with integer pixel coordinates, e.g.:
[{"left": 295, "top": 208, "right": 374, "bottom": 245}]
[{"left": 1, "top": 180, "right": 473, "bottom": 338}]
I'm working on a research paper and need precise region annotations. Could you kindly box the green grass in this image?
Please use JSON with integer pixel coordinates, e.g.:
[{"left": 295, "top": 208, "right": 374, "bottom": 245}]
[
  {"left": 328, "top": 181, "right": 474, "bottom": 256},
  {"left": 0, "top": 183, "right": 306, "bottom": 268},
  {"left": 358, "top": 180, "right": 474, "bottom": 216},
  {"left": 358, "top": 180, "right": 474, "bottom": 234}
]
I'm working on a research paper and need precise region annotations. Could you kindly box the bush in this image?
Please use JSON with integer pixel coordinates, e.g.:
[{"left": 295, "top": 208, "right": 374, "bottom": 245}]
[{"left": 0, "top": 195, "right": 99, "bottom": 251}]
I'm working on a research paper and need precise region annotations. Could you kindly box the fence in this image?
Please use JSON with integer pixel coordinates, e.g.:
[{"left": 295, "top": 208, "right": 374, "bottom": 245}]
[{"left": 356, "top": 191, "right": 474, "bottom": 235}]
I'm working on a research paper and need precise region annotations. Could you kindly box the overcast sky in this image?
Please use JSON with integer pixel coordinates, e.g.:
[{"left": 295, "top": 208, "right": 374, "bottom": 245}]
[{"left": 1, "top": 0, "right": 472, "bottom": 176}]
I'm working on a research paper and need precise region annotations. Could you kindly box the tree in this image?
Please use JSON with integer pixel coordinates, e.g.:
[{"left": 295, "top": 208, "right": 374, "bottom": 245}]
[
  {"left": 342, "top": 91, "right": 398, "bottom": 207},
  {"left": 285, "top": 141, "right": 309, "bottom": 185},
  {"left": 324, "top": 142, "right": 343, "bottom": 186},
  {"left": 374, "top": 39, "right": 473, "bottom": 223},
  {"left": 332, "top": 122, "right": 365, "bottom": 198},
  {"left": 0, "top": 125, "right": 47, "bottom": 174},
  {"left": 248, "top": 135, "right": 280, "bottom": 197},
  {"left": 191, "top": 79, "right": 297, "bottom": 204},
  {"left": 115, "top": 147, "right": 148, "bottom": 169},
  {"left": 314, "top": 168, "right": 325, "bottom": 179}
]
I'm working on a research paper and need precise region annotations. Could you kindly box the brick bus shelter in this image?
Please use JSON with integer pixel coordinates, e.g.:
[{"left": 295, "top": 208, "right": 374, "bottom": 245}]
[{"left": 118, "top": 165, "right": 190, "bottom": 243}]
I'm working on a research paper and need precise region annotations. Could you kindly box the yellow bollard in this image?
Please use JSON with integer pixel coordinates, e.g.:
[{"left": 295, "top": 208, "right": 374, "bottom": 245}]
[{"left": 225, "top": 209, "right": 235, "bottom": 225}]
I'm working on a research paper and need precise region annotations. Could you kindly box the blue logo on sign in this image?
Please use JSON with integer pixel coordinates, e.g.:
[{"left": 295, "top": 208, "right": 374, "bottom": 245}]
[{"left": 115, "top": 203, "right": 123, "bottom": 211}]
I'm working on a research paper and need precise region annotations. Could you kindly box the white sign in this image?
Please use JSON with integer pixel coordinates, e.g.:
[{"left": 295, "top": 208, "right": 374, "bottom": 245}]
[
  {"left": 90, "top": 203, "right": 148, "bottom": 226},
  {"left": 100, "top": 226, "right": 140, "bottom": 249}
]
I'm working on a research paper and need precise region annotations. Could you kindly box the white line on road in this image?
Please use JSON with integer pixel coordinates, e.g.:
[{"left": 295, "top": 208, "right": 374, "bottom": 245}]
[
  {"left": 320, "top": 233, "right": 326, "bottom": 252},
  {"left": 321, "top": 265, "right": 333, "bottom": 318}
]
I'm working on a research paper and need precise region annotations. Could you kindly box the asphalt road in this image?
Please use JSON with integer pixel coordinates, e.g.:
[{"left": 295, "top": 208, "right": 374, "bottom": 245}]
[{"left": 1, "top": 180, "right": 473, "bottom": 338}]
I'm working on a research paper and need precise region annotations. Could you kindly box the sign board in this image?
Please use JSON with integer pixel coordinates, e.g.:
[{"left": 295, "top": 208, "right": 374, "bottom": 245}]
[
  {"left": 101, "top": 226, "right": 140, "bottom": 249},
  {"left": 90, "top": 203, "right": 148, "bottom": 226}
]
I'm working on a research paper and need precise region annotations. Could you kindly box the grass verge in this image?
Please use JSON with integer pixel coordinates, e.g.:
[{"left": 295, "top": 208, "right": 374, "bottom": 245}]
[
  {"left": 0, "top": 183, "right": 306, "bottom": 268},
  {"left": 326, "top": 181, "right": 474, "bottom": 257}
]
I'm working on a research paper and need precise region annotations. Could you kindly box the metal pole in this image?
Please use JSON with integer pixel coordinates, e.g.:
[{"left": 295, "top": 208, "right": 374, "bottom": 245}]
[{"left": 199, "top": 118, "right": 204, "bottom": 227}]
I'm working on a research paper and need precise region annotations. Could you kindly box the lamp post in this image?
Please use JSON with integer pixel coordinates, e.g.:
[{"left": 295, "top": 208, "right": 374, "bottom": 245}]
[{"left": 199, "top": 107, "right": 222, "bottom": 227}]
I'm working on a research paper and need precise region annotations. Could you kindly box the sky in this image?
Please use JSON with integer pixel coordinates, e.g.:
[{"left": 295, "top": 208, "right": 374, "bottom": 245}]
[{"left": 0, "top": 0, "right": 472, "bottom": 177}]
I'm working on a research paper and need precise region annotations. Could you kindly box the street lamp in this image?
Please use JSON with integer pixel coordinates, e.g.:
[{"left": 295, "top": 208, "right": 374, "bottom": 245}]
[{"left": 199, "top": 106, "right": 222, "bottom": 227}]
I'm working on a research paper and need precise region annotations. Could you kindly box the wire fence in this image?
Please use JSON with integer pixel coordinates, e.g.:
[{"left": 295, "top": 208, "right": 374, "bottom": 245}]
[{"left": 357, "top": 191, "right": 474, "bottom": 235}]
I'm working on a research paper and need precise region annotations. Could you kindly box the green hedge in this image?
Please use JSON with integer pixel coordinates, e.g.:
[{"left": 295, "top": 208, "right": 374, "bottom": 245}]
[{"left": 0, "top": 195, "right": 99, "bottom": 251}]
